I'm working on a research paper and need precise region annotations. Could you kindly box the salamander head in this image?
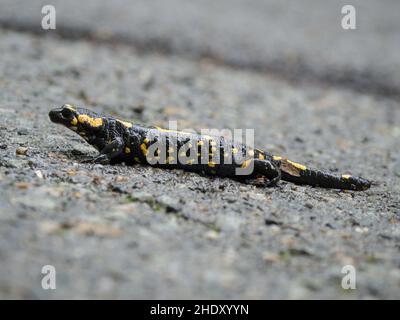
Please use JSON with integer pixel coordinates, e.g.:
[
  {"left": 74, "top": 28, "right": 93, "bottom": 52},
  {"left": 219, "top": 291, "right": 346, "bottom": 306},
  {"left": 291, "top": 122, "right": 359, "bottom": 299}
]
[{"left": 49, "top": 104, "right": 105, "bottom": 139}]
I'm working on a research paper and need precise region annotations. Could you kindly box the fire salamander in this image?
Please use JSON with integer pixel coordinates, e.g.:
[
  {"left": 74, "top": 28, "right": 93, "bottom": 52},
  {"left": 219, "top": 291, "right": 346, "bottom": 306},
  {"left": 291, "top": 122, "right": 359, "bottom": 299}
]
[{"left": 49, "top": 104, "right": 371, "bottom": 191}]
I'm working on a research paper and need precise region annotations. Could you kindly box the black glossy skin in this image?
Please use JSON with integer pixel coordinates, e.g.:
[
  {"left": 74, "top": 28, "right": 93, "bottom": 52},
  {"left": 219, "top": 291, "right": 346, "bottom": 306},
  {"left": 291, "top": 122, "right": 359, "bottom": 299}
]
[{"left": 49, "top": 104, "right": 371, "bottom": 191}]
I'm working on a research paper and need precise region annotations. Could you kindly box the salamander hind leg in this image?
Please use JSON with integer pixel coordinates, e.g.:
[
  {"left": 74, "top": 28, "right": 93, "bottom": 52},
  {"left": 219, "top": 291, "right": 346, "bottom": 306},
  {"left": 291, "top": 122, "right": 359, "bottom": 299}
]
[{"left": 253, "top": 159, "right": 281, "bottom": 187}]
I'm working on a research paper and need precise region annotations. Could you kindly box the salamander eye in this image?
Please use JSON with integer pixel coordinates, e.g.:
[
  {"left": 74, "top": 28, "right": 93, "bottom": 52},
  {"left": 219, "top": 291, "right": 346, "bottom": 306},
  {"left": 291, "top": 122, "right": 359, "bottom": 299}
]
[{"left": 61, "top": 108, "right": 73, "bottom": 118}]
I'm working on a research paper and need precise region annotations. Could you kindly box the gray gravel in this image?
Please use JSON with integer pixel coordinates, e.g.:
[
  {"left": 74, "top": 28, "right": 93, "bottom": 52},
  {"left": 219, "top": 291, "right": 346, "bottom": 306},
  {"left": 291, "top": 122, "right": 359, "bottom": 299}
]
[{"left": 0, "top": 2, "right": 399, "bottom": 299}]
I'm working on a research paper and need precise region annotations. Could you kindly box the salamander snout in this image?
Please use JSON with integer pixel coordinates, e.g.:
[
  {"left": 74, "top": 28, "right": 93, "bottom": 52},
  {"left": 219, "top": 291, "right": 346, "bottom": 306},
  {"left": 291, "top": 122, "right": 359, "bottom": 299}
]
[
  {"left": 49, "top": 104, "right": 78, "bottom": 126},
  {"left": 49, "top": 108, "right": 62, "bottom": 123}
]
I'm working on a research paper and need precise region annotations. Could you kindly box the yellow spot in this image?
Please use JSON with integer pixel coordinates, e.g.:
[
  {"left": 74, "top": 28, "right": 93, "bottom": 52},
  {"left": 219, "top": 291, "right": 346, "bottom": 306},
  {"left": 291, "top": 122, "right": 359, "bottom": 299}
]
[
  {"left": 208, "top": 161, "right": 216, "bottom": 167},
  {"left": 64, "top": 104, "right": 76, "bottom": 112},
  {"left": 258, "top": 153, "right": 265, "bottom": 160},
  {"left": 179, "top": 152, "right": 186, "bottom": 158},
  {"left": 211, "top": 147, "right": 217, "bottom": 153},
  {"left": 77, "top": 114, "right": 103, "bottom": 127},
  {"left": 248, "top": 150, "right": 254, "bottom": 157},
  {"left": 156, "top": 149, "right": 161, "bottom": 155},
  {"left": 168, "top": 147, "right": 174, "bottom": 153},
  {"left": 143, "top": 138, "right": 150, "bottom": 144},
  {"left": 232, "top": 148, "right": 238, "bottom": 154},
  {"left": 117, "top": 119, "right": 132, "bottom": 128},
  {"left": 140, "top": 143, "right": 148, "bottom": 156},
  {"left": 125, "top": 147, "right": 131, "bottom": 154},
  {"left": 188, "top": 143, "right": 193, "bottom": 148},
  {"left": 134, "top": 157, "right": 140, "bottom": 163},
  {"left": 342, "top": 174, "right": 352, "bottom": 179},
  {"left": 273, "top": 156, "right": 282, "bottom": 161},
  {"left": 187, "top": 159, "right": 194, "bottom": 165},
  {"left": 197, "top": 141, "right": 204, "bottom": 146},
  {"left": 287, "top": 159, "right": 307, "bottom": 170},
  {"left": 209, "top": 140, "right": 217, "bottom": 146},
  {"left": 167, "top": 156, "right": 175, "bottom": 163},
  {"left": 241, "top": 159, "right": 252, "bottom": 169},
  {"left": 70, "top": 117, "right": 78, "bottom": 126}
]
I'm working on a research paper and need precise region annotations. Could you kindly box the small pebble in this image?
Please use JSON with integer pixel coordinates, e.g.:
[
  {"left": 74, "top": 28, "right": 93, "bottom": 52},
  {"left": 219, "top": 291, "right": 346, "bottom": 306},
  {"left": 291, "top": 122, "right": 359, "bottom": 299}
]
[
  {"left": 204, "top": 230, "right": 219, "bottom": 240},
  {"left": 262, "top": 251, "right": 280, "bottom": 263},
  {"left": 16, "top": 147, "right": 28, "bottom": 156},
  {"left": 15, "top": 182, "right": 31, "bottom": 189},
  {"left": 305, "top": 202, "right": 313, "bottom": 209},
  {"left": 157, "top": 195, "right": 182, "bottom": 213},
  {"left": 17, "top": 128, "right": 29, "bottom": 135},
  {"left": 355, "top": 227, "right": 369, "bottom": 234},
  {"left": 34, "top": 170, "right": 44, "bottom": 179}
]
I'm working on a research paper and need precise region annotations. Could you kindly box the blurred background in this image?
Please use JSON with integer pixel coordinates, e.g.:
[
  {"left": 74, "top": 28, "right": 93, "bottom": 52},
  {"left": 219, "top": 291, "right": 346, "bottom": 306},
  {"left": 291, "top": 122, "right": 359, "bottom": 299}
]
[
  {"left": 1, "top": 0, "right": 400, "bottom": 97},
  {"left": 0, "top": 0, "right": 399, "bottom": 299}
]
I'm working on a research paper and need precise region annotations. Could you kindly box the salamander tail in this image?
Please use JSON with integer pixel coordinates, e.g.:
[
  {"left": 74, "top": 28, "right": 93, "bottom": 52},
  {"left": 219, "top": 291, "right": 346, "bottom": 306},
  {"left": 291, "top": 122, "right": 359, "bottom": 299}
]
[{"left": 275, "top": 157, "right": 371, "bottom": 191}]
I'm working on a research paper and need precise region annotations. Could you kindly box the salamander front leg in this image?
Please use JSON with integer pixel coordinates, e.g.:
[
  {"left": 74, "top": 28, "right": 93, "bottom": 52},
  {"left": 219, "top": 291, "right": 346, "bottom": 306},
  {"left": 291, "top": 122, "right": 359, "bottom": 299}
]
[{"left": 82, "top": 137, "right": 124, "bottom": 165}]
